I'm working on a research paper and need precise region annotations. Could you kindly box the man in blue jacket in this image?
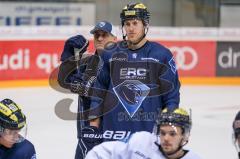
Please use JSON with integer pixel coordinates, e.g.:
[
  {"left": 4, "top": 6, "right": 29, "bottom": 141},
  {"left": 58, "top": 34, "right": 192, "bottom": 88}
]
[
  {"left": 57, "top": 21, "right": 117, "bottom": 158},
  {"left": 0, "top": 99, "right": 36, "bottom": 159},
  {"left": 89, "top": 2, "right": 180, "bottom": 142}
]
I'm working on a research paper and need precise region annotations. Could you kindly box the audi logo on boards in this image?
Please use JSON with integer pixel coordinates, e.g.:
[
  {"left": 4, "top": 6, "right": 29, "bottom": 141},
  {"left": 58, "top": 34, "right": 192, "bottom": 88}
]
[{"left": 169, "top": 46, "right": 198, "bottom": 71}]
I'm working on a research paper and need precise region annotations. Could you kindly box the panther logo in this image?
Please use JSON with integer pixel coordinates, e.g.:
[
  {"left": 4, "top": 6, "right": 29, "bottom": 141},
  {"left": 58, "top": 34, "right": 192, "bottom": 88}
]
[
  {"left": 119, "top": 83, "right": 142, "bottom": 105},
  {"left": 113, "top": 80, "right": 150, "bottom": 117}
]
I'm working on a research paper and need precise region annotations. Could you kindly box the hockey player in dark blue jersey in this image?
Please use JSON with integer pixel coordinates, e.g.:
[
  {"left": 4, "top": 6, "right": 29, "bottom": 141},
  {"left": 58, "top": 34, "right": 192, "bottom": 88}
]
[
  {"left": 0, "top": 99, "right": 36, "bottom": 159},
  {"left": 57, "top": 21, "right": 117, "bottom": 159},
  {"left": 233, "top": 111, "right": 240, "bottom": 159},
  {"left": 89, "top": 2, "right": 180, "bottom": 142}
]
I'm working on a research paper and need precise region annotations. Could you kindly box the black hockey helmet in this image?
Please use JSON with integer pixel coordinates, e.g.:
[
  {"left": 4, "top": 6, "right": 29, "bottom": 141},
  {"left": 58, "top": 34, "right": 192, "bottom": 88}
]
[
  {"left": 233, "top": 111, "right": 240, "bottom": 139},
  {"left": 0, "top": 99, "right": 26, "bottom": 131},
  {"left": 156, "top": 108, "right": 192, "bottom": 135},
  {"left": 120, "top": 2, "right": 150, "bottom": 26},
  {"left": 233, "top": 111, "right": 240, "bottom": 158}
]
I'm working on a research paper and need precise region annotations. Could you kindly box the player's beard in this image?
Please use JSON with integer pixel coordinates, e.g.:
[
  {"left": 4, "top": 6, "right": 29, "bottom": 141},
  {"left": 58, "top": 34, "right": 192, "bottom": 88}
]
[
  {"left": 161, "top": 139, "right": 183, "bottom": 157},
  {"left": 161, "top": 142, "right": 176, "bottom": 155}
]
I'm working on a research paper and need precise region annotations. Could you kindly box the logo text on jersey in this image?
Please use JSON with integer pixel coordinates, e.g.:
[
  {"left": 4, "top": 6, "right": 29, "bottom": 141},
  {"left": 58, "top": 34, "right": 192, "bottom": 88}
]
[{"left": 120, "top": 68, "right": 147, "bottom": 80}]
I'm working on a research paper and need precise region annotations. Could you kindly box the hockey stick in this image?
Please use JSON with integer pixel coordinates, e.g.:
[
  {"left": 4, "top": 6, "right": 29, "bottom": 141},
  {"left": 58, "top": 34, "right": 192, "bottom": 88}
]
[
  {"left": 74, "top": 39, "right": 89, "bottom": 70},
  {"left": 74, "top": 40, "right": 89, "bottom": 130}
]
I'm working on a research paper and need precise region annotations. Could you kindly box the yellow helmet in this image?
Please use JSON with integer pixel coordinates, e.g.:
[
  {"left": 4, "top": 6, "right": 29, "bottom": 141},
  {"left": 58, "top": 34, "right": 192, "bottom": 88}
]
[
  {"left": 157, "top": 108, "right": 192, "bottom": 134},
  {"left": 120, "top": 2, "right": 150, "bottom": 26},
  {"left": 0, "top": 99, "right": 26, "bottom": 130}
]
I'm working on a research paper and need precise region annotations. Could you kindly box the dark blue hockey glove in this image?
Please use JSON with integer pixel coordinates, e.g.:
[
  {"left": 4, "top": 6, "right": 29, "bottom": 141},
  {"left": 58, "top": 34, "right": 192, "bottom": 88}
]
[
  {"left": 77, "top": 126, "right": 103, "bottom": 158},
  {"left": 61, "top": 35, "right": 89, "bottom": 61}
]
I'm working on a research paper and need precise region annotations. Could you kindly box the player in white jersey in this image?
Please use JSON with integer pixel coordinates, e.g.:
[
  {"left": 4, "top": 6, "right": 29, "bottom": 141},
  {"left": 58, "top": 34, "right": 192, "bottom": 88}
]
[
  {"left": 233, "top": 111, "right": 240, "bottom": 159},
  {"left": 85, "top": 108, "right": 202, "bottom": 159}
]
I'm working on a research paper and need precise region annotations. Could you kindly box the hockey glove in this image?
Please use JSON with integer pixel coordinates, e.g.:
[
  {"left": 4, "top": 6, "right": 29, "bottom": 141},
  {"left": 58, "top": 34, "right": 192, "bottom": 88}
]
[
  {"left": 61, "top": 35, "right": 89, "bottom": 61},
  {"left": 78, "top": 126, "right": 103, "bottom": 158},
  {"left": 70, "top": 55, "right": 101, "bottom": 96},
  {"left": 70, "top": 74, "right": 96, "bottom": 97},
  {"left": 70, "top": 73, "right": 85, "bottom": 95}
]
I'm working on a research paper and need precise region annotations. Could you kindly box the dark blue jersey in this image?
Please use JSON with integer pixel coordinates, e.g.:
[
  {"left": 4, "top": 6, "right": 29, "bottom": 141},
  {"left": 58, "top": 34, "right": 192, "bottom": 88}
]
[
  {"left": 90, "top": 41, "right": 180, "bottom": 141},
  {"left": 0, "top": 139, "right": 36, "bottom": 159}
]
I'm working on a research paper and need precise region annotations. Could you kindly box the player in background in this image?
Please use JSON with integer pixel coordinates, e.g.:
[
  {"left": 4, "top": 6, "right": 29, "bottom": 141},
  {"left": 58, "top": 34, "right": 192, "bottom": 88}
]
[
  {"left": 0, "top": 99, "right": 36, "bottom": 159},
  {"left": 89, "top": 2, "right": 180, "bottom": 141},
  {"left": 86, "top": 108, "right": 202, "bottom": 159},
  {"left": 233, "top": 110, "right": 240, "bottom": 159},
  {"left": 57, "top": 21, "right": 117, "bottom": 159}
]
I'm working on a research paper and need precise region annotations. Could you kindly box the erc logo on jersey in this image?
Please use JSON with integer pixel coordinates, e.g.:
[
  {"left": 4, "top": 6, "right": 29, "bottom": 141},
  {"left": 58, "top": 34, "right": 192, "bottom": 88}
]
[{"left": 120, "top": 67, "right": 147, "bottom": 80}]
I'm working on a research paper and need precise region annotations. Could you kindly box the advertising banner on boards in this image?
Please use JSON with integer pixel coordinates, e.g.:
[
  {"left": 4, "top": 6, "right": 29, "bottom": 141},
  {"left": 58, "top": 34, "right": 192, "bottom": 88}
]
[
  {"left": 160, "top": 41, "right": 216, "bottom": 77},
  {"left": 0, "top": 2, "right": 95, "bottom": 26},
  {"left": 0, "top": 40, "right": 218, "bottom": 80},
  {"left": 216, "top": 42, "right": 240, "bottom": 76}
]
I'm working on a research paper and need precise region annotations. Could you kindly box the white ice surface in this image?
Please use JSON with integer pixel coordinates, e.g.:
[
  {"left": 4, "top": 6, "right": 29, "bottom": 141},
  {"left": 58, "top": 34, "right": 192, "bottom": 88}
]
[{"left": 0, "top": 85, "right": 239, "bottom": 159}]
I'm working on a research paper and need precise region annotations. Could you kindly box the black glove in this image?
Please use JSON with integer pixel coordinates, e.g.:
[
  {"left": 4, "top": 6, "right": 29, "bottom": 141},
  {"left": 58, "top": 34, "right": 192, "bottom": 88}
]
[
  {"left": 70, "top": 79, "right": 84, "bottom": 95},
  {"left": 61, "top": 35, "right": 89, "bottom": 61},
  {"left": 70, "top": 73, "right": 96, "bottom": 96},
  {"left": 78, "top": 126, "right": 103, "bottom": 158},
  {"left": 70, "top": 55, "right": 101, "bottom": 96},
  {"left": 70, "top": 73, "right": 85, "bottom": 95}
]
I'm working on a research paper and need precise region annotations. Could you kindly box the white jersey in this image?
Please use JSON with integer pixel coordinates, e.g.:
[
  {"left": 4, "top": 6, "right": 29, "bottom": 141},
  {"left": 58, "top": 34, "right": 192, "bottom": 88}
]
[{"left": 85, "top": 131, "right": 202, "bottom": 159}]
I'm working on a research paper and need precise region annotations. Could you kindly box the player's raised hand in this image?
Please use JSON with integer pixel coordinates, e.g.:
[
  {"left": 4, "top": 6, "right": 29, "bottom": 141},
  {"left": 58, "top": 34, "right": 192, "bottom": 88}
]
[{"left": 61, "top": 35, "right": 89, "bottom": 60}]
